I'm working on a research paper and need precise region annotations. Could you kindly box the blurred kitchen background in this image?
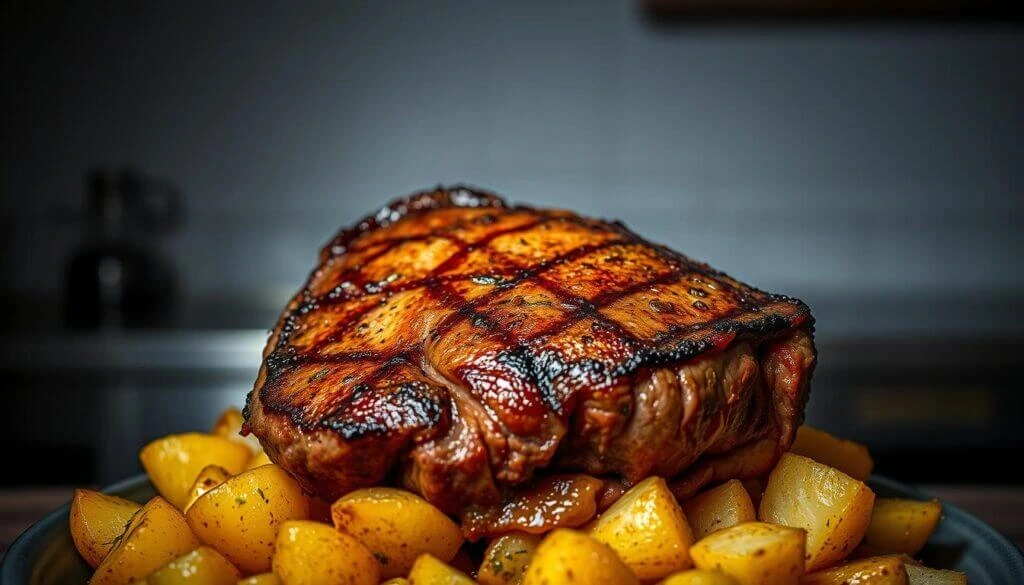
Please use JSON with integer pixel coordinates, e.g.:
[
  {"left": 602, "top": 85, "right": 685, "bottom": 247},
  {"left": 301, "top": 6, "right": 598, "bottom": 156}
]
[{"left": 1, "top": 1, "right": 1022, "bottom": 488}]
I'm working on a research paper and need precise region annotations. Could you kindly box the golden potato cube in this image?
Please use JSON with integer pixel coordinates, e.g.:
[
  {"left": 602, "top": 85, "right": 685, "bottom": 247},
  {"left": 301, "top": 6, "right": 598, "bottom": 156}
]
[
  {"left": 69, "top": 489, "right": 142, "bottom": 569},
  {"left": 477, "top": 532, "right": 542, "bottom": 585},
  {"left": 759, "top": 453, "right": 876, "bottom": 571},
  {"left": 690, "top": 522, "right": 806, "bottom": 585},
  {"left": 183, "top": 465, "right": 231, "bottom": 513},
  {"left": 91, "top": 497, "right": 200, "bottom": 585},
  {"left": 236, "top": 574, "right": 281, "bottom": 585},
  {"left": 140, "top": 433, "right": 252, "bottom": 509},
  {"left": 800, "top": 555, "right": 908, "bottom": 585},
  {"left": 272, "top": 520, "right": 379, "bottom": 585},
  {"left": 381, "top": 579, "right": 410, "bottom": 585},
  {"left": 146, "top": 546, "right": 241, "bottom": 585},
  {"left": 661, "top": 569, "right": 741, "bottom": 585},
  {"left": 789, "top": 426, "right": 874, "bottom": 481},
  {"left": 523, "top": 529, "right": 639, "bottom": 585},
  {"left": 587, "top": 476, "right": 694, "bottom": 580},
  {"left": 408, "top": 554, "right": 477, "bottom": 584},
  {"left": 683, "top": 480, "right": 758, "bottom": 540},
  {"left": 246, "top": 450, "right": 273, "bottom": 470},
  {"left": 904, "top": 565, "right": 968, "bottom": 585},
  {"left": 331, "top": 487, "right": 464, "bottom": 579},
  {"left": 211, "top": 407, "right": 262, "bottom": 454},
  {"left": 186, "top": 464, "right": 309, "bottom": 574},
  {"left": 856, "top": 499, "right": 942, "bottom": 557}
]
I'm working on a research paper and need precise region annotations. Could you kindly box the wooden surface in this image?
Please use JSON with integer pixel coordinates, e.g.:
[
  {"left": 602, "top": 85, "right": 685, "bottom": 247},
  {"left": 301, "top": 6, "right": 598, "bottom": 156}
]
[{"left": 1, "top": 485, "right": 1022, "bottom": 557}]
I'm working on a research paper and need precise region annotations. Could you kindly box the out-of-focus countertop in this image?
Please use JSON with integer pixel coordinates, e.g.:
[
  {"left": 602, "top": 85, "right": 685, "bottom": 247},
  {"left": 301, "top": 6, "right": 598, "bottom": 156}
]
[{"left": 1, "top": 485, "right": 1022, "bottom": 557}]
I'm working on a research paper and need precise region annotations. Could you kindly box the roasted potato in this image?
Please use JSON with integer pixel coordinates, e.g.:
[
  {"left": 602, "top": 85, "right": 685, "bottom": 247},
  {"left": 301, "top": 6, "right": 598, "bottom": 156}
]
[
  {"left": 186, "top": 464, "right": 309, "bottom": 574},
  {"left": 70, "top": 489, "right": 143, "bottom": 568},
  {"left": 523, "top": 528, "right": 639, "bottom": 585},
  {"left": 856, "top": 498, "right": 942, "bottom": 557},
  {"left": 140, "top": 433, "right": 252, "bottom": 509},
  {"left": 800, "top": 555, "right": 908, "bottom": 585},
  {"left": 183, "top": 465, "right": 231, "bottom": 513},
  {"left": 331, "top": 486, "right": 464, "bottom": 578},
  {"left": 211, "top": 407, "right": 261, "bottom": 454},
  {"left": 477, "top": 532, "right": 542, "bottom": 585},
  {"left": 760, "top": 453, "right": 875, "bottom": 571},
  {"left": 690, "top": 521, "right": 806, "bottom": 585},
  {"left": 587, "top": 476, "right": 694, "bottom": 580},
  {"left": 91, "top": 497, "right": 201, "bottom": 585},
  {"left": 904, "top": 565, "right": 967, "bottom": 585},
  {"left": 408, "top": 554, "right": 477, "bottom": 584},
  {"left": 661, "top": 569, "right": 741, "bottom": 585},
  {"left": 272, "top": 520, "right": 379, "bottom": 585},
  {"left": 381, "top": 580, "right": 411, "bottom": 585},
  {"left": 789, "top": 427, "right": 873, "bottom": 481},
  {"left": 245, "top": 450, "right": 273, "bottom": 470},
  {"left": 146, "top": 546, "right": 241, "bottom": 585},
  {"left": 683, "top": 480, "right": 757, "bottom": 540},
  {"left": 236, "top": 575, "right": 281, "bottom": 585}
]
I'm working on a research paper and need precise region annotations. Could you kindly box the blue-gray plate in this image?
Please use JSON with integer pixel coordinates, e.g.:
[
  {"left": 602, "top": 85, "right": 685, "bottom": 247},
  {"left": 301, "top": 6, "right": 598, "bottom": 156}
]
[{"left": 2, "top": 475, "right": 1022, "bottom": 584}]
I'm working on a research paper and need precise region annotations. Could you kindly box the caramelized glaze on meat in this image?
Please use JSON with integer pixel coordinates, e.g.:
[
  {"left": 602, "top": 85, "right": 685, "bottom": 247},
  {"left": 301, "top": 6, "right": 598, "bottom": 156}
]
[{"left": 244, "top": 186, "right": 815, "bottom": 536}]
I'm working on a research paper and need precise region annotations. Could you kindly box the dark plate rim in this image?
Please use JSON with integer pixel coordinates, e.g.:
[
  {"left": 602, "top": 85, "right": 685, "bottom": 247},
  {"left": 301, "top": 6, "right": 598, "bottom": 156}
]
[
  {"left": 2, "top": 474, "right": 1022, "bottom": 582},
  {"left": 1, "top": 475, "right": 147, "bottom": 584}
]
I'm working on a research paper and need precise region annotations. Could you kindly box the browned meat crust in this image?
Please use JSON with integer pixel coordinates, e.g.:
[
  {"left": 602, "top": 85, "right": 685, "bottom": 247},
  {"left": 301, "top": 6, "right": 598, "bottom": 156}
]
[{"left": 244, "top": 186, "right": 815, "bottom": 533}]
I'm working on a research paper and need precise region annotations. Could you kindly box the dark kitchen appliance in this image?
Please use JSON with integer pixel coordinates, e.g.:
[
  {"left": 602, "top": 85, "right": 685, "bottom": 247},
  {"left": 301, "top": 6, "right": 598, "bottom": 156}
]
[{"left": 64, "top": 168, "right": 182, "bottom": 329}]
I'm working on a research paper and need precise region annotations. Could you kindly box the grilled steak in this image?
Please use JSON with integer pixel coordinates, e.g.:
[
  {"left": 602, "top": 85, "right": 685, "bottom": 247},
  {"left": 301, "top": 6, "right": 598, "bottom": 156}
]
[{"left": 244, "top": 186, "right": 816, "bottom": 537}]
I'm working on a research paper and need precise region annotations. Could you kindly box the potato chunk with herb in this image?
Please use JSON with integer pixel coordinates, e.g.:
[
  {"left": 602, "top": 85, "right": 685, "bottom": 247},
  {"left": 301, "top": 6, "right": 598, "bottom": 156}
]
[
  {"left": 140, "top": 433, "right": 251, "bottom": 510},
  {"left": 245, "top": 450, "right": 273, "bottom": 470},
  {"left": 478, "top": 532, "right": 541, "bottom": 585},
  {"left": 587, "top": 476, "right": 694, "bottom": 580},
  {"left": 408, "top": 554, "right": 476, "bottom": 585},
  {"left": 91, "top": 497, "right": 200, "bottom": 585},
  {"left": 272, "top": 520, "right": 378, "bottom": 585},
  {"left": 800, "top": 555, "right": 908, "bottom": 585},
  {"left": 210, "top": 407, "right": 261, "bottom": 454},
  {"left": 331, "top": 486, "right": 464, "bottom": 579},
  {"left": 70, "top": 489, "right": 143, "bottom": 569},
  {"left": 789, "top": 426, "right": 873, "bottom": 481},
  {"left": 683, "top": 480, "right": 757, "bottom": 540},
  {"left": 182, "top": 465, "right": 230, "bottom": 513},
  {"left": 690, "top": 522, "right": 806, "bottom": 585},
  {"left": 856, "top": 499, "right": 942, "bottom": 557},
  {"left": 662, "top": 569, "right": 740, "bottom": 585},
  {"left": 236, "top": 575, "right": 281, "bottom": 585},
  {"left": 186, "top": 464, "right": 308, "bottom": 574},
  {"left": 146, "top": 546, "right": 241, "bottom": 585},
  {"left": 524, "top": 529, "right": 639, "bottom": 585},
  {"left": 760, "top": 453, "right": 875, "bottom": 571}
]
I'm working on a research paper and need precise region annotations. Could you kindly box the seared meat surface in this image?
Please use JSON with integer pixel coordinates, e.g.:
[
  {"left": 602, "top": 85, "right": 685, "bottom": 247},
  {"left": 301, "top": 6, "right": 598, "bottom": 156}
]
[{"left": 244, "top": 187, "right": 815, "bottom": 536}]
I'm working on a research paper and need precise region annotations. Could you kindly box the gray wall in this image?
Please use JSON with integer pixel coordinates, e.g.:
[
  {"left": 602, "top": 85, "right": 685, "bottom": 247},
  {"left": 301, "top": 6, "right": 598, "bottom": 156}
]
[{"left": 3, "top": 1, "right": 1022, "bottom": 333}]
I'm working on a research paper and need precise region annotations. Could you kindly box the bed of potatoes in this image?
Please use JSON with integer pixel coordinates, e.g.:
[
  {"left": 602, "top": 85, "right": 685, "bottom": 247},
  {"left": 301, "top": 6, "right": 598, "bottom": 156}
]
[{"left": 69, "top": 410, "right": 965, "bottom": 585}]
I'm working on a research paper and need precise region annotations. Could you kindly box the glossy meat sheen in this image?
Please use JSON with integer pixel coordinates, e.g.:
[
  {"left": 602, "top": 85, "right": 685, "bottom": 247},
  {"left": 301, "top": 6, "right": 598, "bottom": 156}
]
[{"left": 245, "top": 186, "right": 815, "bottom": 527}]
